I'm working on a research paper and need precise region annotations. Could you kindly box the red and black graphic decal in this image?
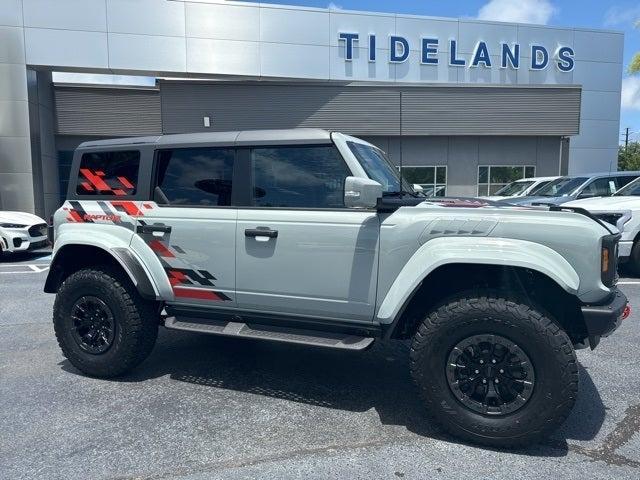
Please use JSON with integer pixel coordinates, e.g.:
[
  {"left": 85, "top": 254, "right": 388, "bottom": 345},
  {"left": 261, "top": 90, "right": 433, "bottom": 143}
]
[
  {"left": 79, "top": 168, "right": 136, "bottom": 196},
  {"left": 136, "top": 219, "right": 231, "bottom": 302},
  {"left": 62, "top": 200, "right": 136, "bottom": 230}
]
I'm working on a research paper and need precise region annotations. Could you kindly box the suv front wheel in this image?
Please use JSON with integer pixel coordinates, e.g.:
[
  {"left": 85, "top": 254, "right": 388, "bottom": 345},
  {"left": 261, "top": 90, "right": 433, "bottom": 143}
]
[
  {"left": 410, "top": 291, "right": 578, "bottom": 447},
  {"left": 53, "top": 267, "right": 159, "bottom": 378}
]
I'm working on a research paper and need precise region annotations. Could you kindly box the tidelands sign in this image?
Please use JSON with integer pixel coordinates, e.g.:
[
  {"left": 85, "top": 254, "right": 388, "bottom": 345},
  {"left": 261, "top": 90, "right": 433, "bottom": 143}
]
[{"left": 338, "top": 33, "right": 575, "bottom": 72}]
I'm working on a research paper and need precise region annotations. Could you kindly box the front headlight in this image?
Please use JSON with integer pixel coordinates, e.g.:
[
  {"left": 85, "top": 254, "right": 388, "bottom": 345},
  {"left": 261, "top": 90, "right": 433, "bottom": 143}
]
[{"left": 0, "top": 223, "right": 27, "bottom": 228}]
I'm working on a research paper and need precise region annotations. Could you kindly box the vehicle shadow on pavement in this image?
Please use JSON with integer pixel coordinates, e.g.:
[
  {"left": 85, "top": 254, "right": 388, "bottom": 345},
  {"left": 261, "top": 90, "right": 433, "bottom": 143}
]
[
  {"left": 0, "top": 249, "right": 51, "bottom": 263},
  {"left": 61, "top": 328, "right": 606, "bottom": 456}
]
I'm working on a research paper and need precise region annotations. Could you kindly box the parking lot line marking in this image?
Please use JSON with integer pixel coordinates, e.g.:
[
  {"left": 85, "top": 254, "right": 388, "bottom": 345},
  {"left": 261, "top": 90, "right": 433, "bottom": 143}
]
[
  {"left": 0, "top": 264, "right": 49, "bottom": 273},
  {"left": 619, "top": 281, "right": 640, "bottom": 285}
]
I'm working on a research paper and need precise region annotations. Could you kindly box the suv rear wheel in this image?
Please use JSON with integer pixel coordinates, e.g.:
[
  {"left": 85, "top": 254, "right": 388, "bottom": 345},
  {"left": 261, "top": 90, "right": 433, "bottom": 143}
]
[
  {"left": 53, "top": 267, "right": 159, "bottom": 377},
  {"left": 410, "top": 291, "right": 578, "bottom": 448}
]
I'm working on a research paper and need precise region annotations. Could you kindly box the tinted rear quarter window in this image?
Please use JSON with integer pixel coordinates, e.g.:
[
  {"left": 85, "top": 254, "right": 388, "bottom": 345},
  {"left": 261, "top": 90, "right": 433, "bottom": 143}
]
[
  {"left": 155, "top": 147, "right": 234, "bottom": 206},
  {"left": 76, "top": 150, "right": 140, "bottom": 196},
  {"left": 251, "top": 145, "right": 351, "bottom": 208}
]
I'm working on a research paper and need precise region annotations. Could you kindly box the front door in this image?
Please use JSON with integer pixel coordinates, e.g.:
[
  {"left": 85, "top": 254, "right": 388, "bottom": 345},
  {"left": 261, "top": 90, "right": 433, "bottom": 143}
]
[
  {"left": 235, "top": 145, "right": 379, "bottom": 322},
  {"left": 138, "top": 146, "right": 237, "bottom": 306}
]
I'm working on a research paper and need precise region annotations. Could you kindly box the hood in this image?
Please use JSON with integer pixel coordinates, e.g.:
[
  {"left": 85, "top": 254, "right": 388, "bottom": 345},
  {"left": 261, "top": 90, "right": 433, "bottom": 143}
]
[
  {"left": 0, "top": 211, "right": 46, "bottom": 226},
  {"left": 564, "top": 196, "right": 640, "bottom": 211},
  {"left": 498, "top": 196, "right": 572, "bottom": 206}
]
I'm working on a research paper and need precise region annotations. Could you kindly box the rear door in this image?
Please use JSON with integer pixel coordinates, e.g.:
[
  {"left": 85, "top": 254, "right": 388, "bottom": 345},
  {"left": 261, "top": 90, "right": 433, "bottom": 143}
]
[
  {"left": 137, "top": 146, "right": 238, "bottom": 306},
  {"left": 235, "top": 144, "right": 380, "bottom": 322}
]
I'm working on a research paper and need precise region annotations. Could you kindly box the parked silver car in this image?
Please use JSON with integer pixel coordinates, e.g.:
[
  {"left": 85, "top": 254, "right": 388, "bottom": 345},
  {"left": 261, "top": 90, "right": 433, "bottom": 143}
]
[{"left": 45, "top": 129, "right": 627, "bottom": 448}]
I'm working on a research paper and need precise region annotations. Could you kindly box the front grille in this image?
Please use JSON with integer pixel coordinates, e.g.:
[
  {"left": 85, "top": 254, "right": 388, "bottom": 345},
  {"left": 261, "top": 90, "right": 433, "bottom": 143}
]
[
  {"left": 28, "top": 223, "right": 47, "bottom": 237},
  {"left": 594, "top": 213, "right": 624, "bottom": 229}
]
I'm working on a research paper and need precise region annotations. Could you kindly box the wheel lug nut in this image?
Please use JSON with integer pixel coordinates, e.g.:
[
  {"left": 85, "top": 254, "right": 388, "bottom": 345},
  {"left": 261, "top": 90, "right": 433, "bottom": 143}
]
[
  {"left": 475, "top": 369, "right": 480, "bottom": 374},
  {"left": 479, "top": 360, "right": 484, "bottom": 364},
  {"left": 494, "top": 379, "right": 500, "bottom": 383},
  {"left": 491, "top": 359, "right": 496, "bottom": 364},
  {"left": 482, "top": 379, "right": 487, "bottom": 384},
  {"left": 499, "top": 369, "right": 504, "bottom": 374}
]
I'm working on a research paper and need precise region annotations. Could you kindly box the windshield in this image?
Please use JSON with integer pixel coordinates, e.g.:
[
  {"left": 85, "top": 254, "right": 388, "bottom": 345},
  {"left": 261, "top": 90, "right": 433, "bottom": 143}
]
[
  {"left": 493, "top": 180, "right": 534, "bottom": 196},
  {"left": 535, "top": 177, "right": 588, "bottom": 197},
  {"left": 347, "top": 141, "right": 414, "bottom": 194},
  {"left": 528, "top": 180, "right": 552, "bottom": 195},
  {"left": 615, "top": 177, "right": 640, "bottom": 196}
]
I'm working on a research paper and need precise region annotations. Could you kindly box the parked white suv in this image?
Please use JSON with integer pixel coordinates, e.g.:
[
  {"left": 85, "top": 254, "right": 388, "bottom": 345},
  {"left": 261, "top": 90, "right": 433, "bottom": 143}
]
[
  {"left": 565, "top": 177, "right": 640, "bottom": 272},
  {"left": 483, "top": 176, "right": 558, "bottom": 201},
  {"left": 0, "top": 211, "right": 49, "bottom": 256}
]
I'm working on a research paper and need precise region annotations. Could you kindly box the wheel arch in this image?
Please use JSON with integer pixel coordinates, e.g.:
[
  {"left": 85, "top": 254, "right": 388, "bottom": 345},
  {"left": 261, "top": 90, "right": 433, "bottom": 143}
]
[
  {"left": 378, "top": 237, "right": 585, "bottom": 343},
  {"left": 44, "top": 243, "right": 157, "bottom": 300}
]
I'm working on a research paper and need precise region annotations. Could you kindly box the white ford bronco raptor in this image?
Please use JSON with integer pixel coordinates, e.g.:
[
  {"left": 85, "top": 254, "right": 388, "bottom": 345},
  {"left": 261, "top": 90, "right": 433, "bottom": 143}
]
[{"left": 46, "top": 129, "right": 628, "bottom": 448}]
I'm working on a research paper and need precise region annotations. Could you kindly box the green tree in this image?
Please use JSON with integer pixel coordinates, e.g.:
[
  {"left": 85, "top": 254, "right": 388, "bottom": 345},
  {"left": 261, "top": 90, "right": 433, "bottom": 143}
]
[
  {"left": 618, "top": 141, "right": 640, "bottom": 170},
  {"left": 631, "top": 21, "right": 640, "bottom": 73}
]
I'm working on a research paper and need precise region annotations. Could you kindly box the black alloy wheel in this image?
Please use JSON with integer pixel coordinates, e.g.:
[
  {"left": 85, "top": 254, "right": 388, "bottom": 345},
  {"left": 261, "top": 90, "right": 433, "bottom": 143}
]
[
  {"left": 70, "top": 296, "right": 116, "bottom": 354},
  {"left": 446, "top": 334, "right": 535, "bottom": 415}
]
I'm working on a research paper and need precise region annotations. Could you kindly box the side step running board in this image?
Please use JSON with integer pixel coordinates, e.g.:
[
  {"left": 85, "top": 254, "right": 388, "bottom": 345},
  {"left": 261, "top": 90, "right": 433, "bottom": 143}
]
[{"left": 164, "top": 317, "right": 375, "bottom": 351}]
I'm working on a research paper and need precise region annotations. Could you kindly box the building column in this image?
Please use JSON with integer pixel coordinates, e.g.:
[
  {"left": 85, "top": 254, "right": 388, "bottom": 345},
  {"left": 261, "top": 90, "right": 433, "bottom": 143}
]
[
  {"left": 27, "top": 69, "right": 58, "bottom": 217},
  {"left": 0, "top": 18, "right": 35, "bottom": 213}
]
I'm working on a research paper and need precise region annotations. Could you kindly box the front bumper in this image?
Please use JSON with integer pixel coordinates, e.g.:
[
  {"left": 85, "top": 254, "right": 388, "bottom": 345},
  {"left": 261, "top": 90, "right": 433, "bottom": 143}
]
[
  {"left": 581, "top": 289, "right": 628, "bottom": 349},
  {"left": 0, "top": 230, "right": 48, "bottom": 253}
]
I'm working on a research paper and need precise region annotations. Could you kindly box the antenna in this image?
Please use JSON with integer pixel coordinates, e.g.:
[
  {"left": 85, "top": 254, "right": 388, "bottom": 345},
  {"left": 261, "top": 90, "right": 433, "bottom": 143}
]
[{"left": 399, "top": 90, "right": 403, "bottom": 198}]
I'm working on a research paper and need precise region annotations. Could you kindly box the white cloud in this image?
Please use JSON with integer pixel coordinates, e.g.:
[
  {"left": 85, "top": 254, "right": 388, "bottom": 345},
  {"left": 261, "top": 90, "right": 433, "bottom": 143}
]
[
  {"left": 604, "top": 5, "right": 640, "bottom": 27},
  {"left": 476, "top": 0, "right": 557, "bottom": 25},
  {"left": 52, "top": 72, "right": 155, "bottom": 86},
  {"left": 622, "top": 77, "right": 640, "bottom": 111},
  {"left": 327, "top": 2, "right": 342, "bottom": 10}
]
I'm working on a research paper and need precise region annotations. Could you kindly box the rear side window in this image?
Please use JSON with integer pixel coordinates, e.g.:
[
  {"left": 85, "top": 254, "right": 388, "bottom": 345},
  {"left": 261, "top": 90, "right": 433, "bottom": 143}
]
[
  {"left": 251, "top": 145, "right": 350, "bottom": 208},
  {"left": 155, "top": 147, "right": 234, "bottom": 206},
  {"left": 76, "top": 150, "right": 140, "bottom": 196}
]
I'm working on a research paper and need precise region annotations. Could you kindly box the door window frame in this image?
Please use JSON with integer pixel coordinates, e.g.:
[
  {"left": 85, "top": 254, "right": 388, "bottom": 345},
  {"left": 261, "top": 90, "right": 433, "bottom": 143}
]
[
  {"left": 150, "top": 145, "right": 241, "bottom": 209},
  {"left": 238, "top": 143, "right": 359, "bottom": 211}
]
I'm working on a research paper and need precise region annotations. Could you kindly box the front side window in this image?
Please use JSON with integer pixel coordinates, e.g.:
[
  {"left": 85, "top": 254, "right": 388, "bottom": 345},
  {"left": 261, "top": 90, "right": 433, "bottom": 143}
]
[
  {"left": 477, "top": 166, "right": 535, "bottom": 196},
  {"left": 615, "top": 177, "right": 640, "bottom": 196},
  {"left": 76, "top": 150, "right": 140, "bottom": 196},
  {"left": 252, "top": 145, "right": 351, "bottom": 208},
  {"left": 155, "top": 147, "right": 234, "bottom": 206},
  {"left": 579, "top": 177, "right": 617, "bottom": 198},
  {"left": 399, "top": 166, "right": 447, "bottom": 197}
]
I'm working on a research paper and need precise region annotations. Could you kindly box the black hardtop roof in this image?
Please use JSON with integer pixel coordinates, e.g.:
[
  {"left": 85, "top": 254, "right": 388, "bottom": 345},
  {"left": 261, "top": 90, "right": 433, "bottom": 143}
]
[{"left": 76, "top": 128, "right": 333, "bottom": 150}]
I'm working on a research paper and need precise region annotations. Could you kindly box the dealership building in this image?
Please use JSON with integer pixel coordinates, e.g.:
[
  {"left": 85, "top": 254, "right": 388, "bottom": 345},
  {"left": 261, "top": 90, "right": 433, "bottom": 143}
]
[{"left": 0, "top": 0, "right": 625, "bottom": 216}]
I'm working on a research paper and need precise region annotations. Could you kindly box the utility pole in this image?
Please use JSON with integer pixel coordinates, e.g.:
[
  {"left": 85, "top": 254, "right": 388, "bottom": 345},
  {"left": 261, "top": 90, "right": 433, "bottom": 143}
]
[{"left": 625, "top": 127, "right": 630, "bottom": 149}]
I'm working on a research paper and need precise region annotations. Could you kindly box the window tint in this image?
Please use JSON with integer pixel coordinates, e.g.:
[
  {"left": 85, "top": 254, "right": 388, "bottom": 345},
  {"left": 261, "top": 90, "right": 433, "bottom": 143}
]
[
  {"left": 252, "top": 146, "right": 351, "bottom": 208},
  {"left": 615, "top": 175, "right": 639, "bottom": 189},
  {"left": 76, "top": 150, "right": 140, "bottom": 196},
  {"left": 155, "top": 147, "right": 234, "bottom": 206},
  {"left": 580, "top": 178, "right": 615, "bottom": 198}
]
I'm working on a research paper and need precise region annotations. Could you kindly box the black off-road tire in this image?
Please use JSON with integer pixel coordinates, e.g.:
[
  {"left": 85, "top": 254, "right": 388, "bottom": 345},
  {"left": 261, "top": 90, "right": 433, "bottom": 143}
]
[
  {"left": 410, "top": 291, "right": 578, "bottom": 448},
  {"left": 627, "top": 239, "right": 640, "bottom": 276},
  {"left": 53, "top": 267, "right": 159, "bottom": 378}
]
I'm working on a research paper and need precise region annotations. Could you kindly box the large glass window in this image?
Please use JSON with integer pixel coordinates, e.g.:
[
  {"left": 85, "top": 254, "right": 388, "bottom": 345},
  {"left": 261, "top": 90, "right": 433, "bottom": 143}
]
[
  {"left": 251, "top": 145, "right": 351, "bottom": 208},
  {"left": 399, "top": 166, "right": 447, "bottom": 197},
  {"left": 155, "top": 147, "right": 234, "bottom": 206},
  {"left": 477, "top": 165, "right": 536, "bottom": 196},
  {"left": 76, "top": 150, "right": 140, "bottom": 196}
]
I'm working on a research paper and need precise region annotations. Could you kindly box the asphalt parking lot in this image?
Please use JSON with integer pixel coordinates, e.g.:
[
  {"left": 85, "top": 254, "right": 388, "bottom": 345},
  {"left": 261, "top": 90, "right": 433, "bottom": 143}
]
[{"left": 1, "top": 250, "right": 639, "bottom": 480}]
